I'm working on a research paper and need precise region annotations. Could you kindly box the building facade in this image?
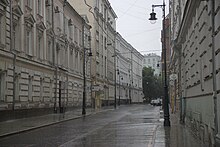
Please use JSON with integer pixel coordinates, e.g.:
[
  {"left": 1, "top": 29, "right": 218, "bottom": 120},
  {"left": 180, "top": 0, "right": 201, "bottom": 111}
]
[
  {"left": 0, "top": 0, "right": 92, "bottom": 120},
  {"left": 69, "top": 0, "right": 118, "bottom": 108},
  {"left": 143, "top": 53, "right": 161, "bottom": 76},
  {"left": 170, "top": 0, "right": 220, "bottom": 146},
  {"left": 116, "top": 33, "right": 143, "bottom": 104}
]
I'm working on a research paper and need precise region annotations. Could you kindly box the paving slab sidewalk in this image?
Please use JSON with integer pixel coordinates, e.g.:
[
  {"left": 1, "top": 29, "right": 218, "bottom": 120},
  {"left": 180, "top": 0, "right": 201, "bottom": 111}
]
[
  {"left": 0, "top": 107, "right": 114, "bottom": 138},
  {"left": 154, "top": 111, "right": 206, "bottom": 147}
]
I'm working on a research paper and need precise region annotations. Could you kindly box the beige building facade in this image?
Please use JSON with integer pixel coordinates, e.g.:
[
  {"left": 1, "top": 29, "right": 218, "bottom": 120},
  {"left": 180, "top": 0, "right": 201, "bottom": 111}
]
[
  {"left": 0, "top": 0, "right": 92, "bottom": 119},
  {"left": 69, "top": 0, "right": 117, "bottom": 108}
]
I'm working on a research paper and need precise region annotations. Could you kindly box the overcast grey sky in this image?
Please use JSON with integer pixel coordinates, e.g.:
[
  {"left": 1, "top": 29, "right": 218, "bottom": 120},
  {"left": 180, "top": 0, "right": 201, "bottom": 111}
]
[{"left": 109, "top": 0, "right": 169, "bottom": 56}]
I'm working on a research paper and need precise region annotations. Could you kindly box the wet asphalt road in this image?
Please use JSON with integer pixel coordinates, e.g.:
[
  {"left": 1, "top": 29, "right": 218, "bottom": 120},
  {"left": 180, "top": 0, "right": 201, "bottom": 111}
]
[{"left": 0, "top": 105, "right": 162, "bottom": 147}]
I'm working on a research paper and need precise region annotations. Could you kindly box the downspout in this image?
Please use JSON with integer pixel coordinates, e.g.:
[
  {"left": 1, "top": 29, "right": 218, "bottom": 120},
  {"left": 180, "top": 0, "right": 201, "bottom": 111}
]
[
  {"left": 10, "top": 1, "right": 16, "bottom": 110},
  {"left": 211, "top": 0, "right": 218, "bottom": 144},
  {"left": 114, "top": 33, "right": 117, "bottom": 109},
  {"left": 52, "top": 0, "right": 58, "bottom": 113},
  {"left": 82, "top": 19, "right": 86, "bottom": 115}
]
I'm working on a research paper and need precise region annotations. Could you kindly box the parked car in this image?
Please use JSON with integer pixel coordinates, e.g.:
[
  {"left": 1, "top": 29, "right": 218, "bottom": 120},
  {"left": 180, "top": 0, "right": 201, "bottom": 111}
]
[{"left": 150, "top": 99, "right": 162, "bottom": 106}]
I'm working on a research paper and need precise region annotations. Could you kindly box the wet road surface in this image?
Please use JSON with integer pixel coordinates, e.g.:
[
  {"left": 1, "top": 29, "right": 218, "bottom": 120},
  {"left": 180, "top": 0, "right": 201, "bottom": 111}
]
[{"left": 0, "top": 104, "right": 203, "bottom": 147}]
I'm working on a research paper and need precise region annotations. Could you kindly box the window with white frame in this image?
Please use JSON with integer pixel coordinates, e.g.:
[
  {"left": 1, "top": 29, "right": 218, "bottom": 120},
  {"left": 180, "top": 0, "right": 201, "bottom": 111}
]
[
  {"left": 69, "top": 22, "right": 73, "bottom": 41},
  {"left": 12, "top": 22, "right": 20, "bottom": 51},
  {"left": 65, "top": 48, "right": 67, "bottom": 67},
  {"left": 79, "top": 30, "right": 82, "bottom": 46},
  {"left": 74, "top": 26, "right": 78, "bottom": 44},
  {"left": 0, "top": 13, "right": 6, "bottom": 46},
  {"left": 69, "top": 49, "right": 74, "bottom": 70},
  {"left": 25, "top": 28, "right": 33, "bottom": 55},
  {"left": 37, "top": 32, "right": 43, "bottom": 59},
  {"left": 46, "top": 2, "right": 52, "bottom": 24},
  {"left": 47, "top": 39, "right": 52, "bottom": 62},
  {"left": 75, "top": 51, "right": 78, "bottom": 71},
  {"left": 64, "top": 16, "right": 68, "bottom": 36}
]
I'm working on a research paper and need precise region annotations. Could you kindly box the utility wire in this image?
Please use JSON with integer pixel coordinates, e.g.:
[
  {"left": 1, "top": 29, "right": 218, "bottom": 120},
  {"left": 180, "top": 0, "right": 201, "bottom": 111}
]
[{"left": 118, "top": 0, "right": 139, "bottom": 18}]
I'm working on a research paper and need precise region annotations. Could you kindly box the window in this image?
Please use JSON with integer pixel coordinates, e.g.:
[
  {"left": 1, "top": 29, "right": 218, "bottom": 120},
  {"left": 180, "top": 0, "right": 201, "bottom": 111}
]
[
  {"left": 26, "top": 0, "right": 32, "bottom": 8},
  {"left": 0, "top": 72, "right": 5, "bottom": 101},
  {"left": 69, "top": 50, "right": 73, "bottom": 70},
  {"left": 15, "top": 75, "right": 19, "bottom": 101},
  {"left": 28, "top": 76, "right": 32, "bottom": 102},
  {"left": 26, "top": 29, "right": 32, "bottom": 55},
  {"left": 96, "top": 0, "right": 99, "bottom": 8},
  {"left": 74, "top": 26, "right": 78, "bottom": 44},
  {"left": 79, "top": 30, "right": 82, "bottom": 46},
  {"left": 37, "top": 35, "right": 43, "bottom": 59},
  {"left": 64, "top": 17, "right": 68, "bottom": 35},
  {"left": 47, "top": 39, "right": 52, "bottom": 62},
  {"left": 0, "top": 13, "right": 6, "bottom": 45},
  {"left": 104, "top": 6, "right": 107, "bottom": 20},
  {"left": 69, "top": 23, "right": 73, "bottom": 40},
  {"left": 148, "top": 59, "right": 150, "bottom": 63},
  {"left": 49, "top": 80, "right": 53, "bottom": 101},
  {"left": 37, "top": 0, "right": 42, "bottom": 15},
  {"left": 12, "top": 23, "right": 20, "bottom": 51},
  {"left": 104, "top": 37, "right": 107, "bottom": 49},
  {"left": 46, "top": 4, "right": 51, "bottom": 23},
  {"left": 75, "top": 52, "right": 78, "bottom": 71}
]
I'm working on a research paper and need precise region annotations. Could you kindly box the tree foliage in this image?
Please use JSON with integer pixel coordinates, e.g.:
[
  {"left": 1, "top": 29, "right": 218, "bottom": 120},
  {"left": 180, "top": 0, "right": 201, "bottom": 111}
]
[{"left": 142, "top": 67, "right": 163, "bottom": 102}]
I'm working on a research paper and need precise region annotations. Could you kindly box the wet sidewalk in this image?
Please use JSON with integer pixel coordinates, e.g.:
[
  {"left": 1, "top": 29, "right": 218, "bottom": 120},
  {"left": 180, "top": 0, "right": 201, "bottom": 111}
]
[
  {"left": 0, "top": 107, "right": 114, "bottom": 138},
  {"left": 154, "top": 111, "right": 206, "bottom": 147}
]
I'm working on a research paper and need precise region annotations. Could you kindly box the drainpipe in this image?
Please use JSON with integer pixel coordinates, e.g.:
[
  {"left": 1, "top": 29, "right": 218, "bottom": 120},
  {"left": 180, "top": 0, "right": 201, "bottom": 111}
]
[
  {"left": 82, "top": 19, "right": 86, "bottom": 115},
  {"left": 10, "top": 1, "right": 16, "bottom": 110},
  {"left": 52, "top": 0, "right": 58, "bottom": 113},
  {"left": 211, "top": 0, "right": 218, "bottom": 144}
]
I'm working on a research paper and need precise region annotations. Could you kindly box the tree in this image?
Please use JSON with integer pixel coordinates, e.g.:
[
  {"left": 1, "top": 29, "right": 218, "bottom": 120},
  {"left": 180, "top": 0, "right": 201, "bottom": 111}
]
[{"left": 142, "top": 67, "right": 163, "bottom": 103}]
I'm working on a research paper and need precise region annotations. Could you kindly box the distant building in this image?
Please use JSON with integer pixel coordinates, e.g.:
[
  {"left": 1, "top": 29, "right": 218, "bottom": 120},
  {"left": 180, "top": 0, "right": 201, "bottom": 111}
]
[
  {"left": 116, "top": 33, "right": 143, "bottom": 104},
  {"left": 143, "top": 53, "right": 161, "bottom": 76}
]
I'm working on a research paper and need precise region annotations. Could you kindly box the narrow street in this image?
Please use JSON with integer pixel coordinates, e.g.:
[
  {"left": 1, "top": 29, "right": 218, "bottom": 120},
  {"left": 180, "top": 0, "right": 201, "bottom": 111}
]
[{"left": 0, "top": 105, "right": 204, "bottom": 147}]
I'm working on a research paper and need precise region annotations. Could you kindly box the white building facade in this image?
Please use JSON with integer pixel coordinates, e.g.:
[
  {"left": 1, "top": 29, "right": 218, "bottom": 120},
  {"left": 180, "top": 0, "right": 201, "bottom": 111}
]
[
  {"left": 0, "top": 0, "right": 92, "bottom": 120},
  {"left": 116, "top": 33, "right": 143, "bottom": 104},
  {"left": 143, "top": 53, "right": 161, "bottom": 76},
  {"left": 170, "top": 0, "right": 220, "bottom": 146}
]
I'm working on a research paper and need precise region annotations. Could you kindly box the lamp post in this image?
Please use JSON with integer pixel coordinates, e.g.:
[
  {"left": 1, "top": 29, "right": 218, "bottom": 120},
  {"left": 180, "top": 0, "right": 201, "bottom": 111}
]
[
  {"left": 82, "top": 19, "right": 92, "bottom": 115},
  {"left": 149, "top": 0, "right": 170, "bottom": 126}
]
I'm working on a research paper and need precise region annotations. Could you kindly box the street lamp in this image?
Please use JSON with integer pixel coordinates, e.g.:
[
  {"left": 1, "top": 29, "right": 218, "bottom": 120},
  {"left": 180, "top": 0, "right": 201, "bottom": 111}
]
[
  {"left": 149, "top": 0, "right": 170, "bottom": 126},
  {"left": 82, "top": 20, "right": 92, "bottom": 115}
]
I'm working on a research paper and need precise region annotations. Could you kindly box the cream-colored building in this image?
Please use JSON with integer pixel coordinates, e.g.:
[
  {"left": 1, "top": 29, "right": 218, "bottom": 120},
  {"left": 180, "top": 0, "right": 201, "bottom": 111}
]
[
  {"left": 69, "top": 0, "right": 117, "bottom": 108},
  {"left": 0, "top": 0, "right": 92, "bottom": 119},
  {"left": 116, "top": 33, "right": 143, "bottom": 104}
]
